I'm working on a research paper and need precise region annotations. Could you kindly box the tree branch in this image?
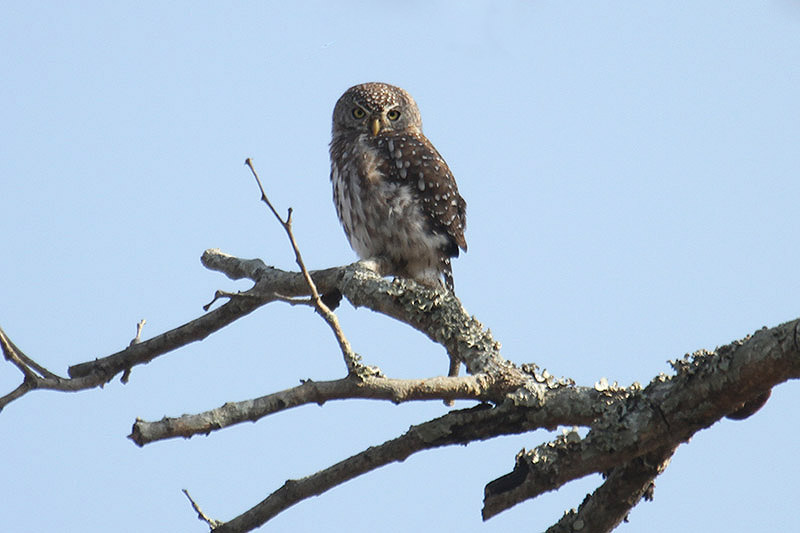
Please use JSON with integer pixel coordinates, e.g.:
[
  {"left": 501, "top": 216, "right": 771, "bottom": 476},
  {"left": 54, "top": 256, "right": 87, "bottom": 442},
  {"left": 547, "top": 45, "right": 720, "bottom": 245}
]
[
  {"left": 68, "top": 286, "right": 270, "bottom": 380},
  {"left": 0, "top": 325, "right": 137, "bottom": 411},
  {"left": 4, "top": 243, "right": 796, "bottom": 532},
  {"left": 482, "top": 320, "right": 800, "bottom": 520},
  {"left": 3, "top": 246, "right": 511, "bottom": 413},
  {"left": 183, "top": 489, "right": 223, "bottom": 529},
  {"left": 200, "top": 249, "right": 514, "bottom": 378},
  {"left": 545, "top": 446, "right": 676, "bottom": 533},
  {"left": 129, "top": 373, "right": 509, "bottom": 446},
  {"left": 103, "top": 248, "right": 795, "bottom": 531},
  {"left": 244, "top": 158, "right": 366, "bottom": 375},
  {"left": 211, "top": 387, "right": 606, "bottom": 533}
]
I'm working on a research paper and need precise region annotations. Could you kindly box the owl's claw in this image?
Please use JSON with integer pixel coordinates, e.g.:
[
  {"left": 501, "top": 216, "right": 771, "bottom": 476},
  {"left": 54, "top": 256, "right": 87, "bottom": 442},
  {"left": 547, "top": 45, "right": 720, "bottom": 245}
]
[{"left": 357, "top": 258, "right": 382, "bottom": 274}]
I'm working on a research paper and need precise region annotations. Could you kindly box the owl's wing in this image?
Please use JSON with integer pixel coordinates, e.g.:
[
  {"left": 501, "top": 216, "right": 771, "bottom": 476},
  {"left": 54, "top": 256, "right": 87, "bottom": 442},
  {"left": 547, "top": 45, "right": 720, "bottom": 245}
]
[{"left": 383, "top": 132, "right": 467, "bottom": 257}]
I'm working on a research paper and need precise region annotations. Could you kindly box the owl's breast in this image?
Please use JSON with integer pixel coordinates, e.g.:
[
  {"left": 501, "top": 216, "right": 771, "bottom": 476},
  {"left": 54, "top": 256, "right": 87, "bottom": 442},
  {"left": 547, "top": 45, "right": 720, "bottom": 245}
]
[
  {"left": 331, "top": 135, "right": 445, "bottom": 263},
  {"left": 330, "top": 140, "right": 378, "bottom": 259}
]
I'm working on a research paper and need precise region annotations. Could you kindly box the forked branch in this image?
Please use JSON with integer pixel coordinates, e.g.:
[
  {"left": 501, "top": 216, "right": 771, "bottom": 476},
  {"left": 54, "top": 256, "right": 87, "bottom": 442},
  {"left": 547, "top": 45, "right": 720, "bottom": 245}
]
[
  {"left": 4, "top": 159, "right": 797, "bottom": 533},
  {"left": 184, "top": 306, "right": 797, "bottom": 531}
]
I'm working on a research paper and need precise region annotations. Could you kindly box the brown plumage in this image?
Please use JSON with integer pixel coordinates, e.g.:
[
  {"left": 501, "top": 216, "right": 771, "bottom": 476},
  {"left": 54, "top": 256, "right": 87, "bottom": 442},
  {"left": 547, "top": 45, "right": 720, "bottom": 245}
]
[{"left": 329, "top": 82, "right": 467, "bottom": 291}]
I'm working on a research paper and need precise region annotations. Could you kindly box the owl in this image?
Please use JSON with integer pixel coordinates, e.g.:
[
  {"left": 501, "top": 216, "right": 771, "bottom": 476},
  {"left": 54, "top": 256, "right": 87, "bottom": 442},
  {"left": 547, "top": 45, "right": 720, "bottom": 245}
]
[{"left": 329, "top": 82, "right": 467, "bottom": 291}]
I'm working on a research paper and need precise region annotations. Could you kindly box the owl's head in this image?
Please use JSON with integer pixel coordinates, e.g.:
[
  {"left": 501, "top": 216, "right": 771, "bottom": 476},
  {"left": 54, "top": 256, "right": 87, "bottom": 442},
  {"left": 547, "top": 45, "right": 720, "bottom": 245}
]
[{"left": 332, "top": 82, "right": 422, "bottom": 137}]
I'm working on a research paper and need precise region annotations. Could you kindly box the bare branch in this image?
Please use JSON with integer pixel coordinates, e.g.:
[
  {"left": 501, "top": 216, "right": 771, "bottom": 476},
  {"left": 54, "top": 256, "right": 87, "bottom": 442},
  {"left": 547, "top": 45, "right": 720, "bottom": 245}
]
[
  {"left": 201, "top": 249, "right": 514, "bottom": 378},
  {"left": 4, "top": 242, "right": 795, "bottom": 531},
  {"left": 129, "top": 373, "right": 512, "bottom": 446},
  {"left": 0, "top": 380, "right": 35, "bottom": 410},
  {"left": 1, "top": 327, "right": 41, "bottom": 382},
  {"left": 130, "top": 319, "right": 146, "bottom": 345},
  {"left": 4, "top": 244, "right": 505, "bottom": 413},
  {"left": 183, "top": 489, "right": 223, "bottom": 529},
  {"left": 244, "top": 158, "right": 363, "bottom": 375},
  {"left": 545, "top": 446, "right": 676, "bottom": 533},
  {"left": 1, "top": 328, "right": 60, "bottom": 380},
  {"left": 68, "top": 285, "right": 271, "bottom": 380},
  {"left": 121, "top": 319, "right": 147, "bottom": 383},
  {"left": 212, "top": 388, "right": 604, "bottom": 533},
  {"left": 1, "top": 258, "right": 287, "bottom": 411},
  {"left": 482, "top": 320, "right": 800, "bottom": 520},
  {"left": 0, "top": 325, "right": 147, "bottom": 411}
]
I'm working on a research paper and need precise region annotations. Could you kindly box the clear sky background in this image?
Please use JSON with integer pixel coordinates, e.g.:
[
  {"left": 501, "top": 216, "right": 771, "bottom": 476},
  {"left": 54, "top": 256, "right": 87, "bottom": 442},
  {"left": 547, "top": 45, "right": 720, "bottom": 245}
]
[{"left": 2, "top": 2, "right": 799, "bottom": 532}]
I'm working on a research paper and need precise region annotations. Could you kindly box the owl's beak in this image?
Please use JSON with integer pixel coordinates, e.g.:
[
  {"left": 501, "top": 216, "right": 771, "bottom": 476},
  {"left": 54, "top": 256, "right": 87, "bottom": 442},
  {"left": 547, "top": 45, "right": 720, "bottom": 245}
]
[{"left": 370, "top": 117, "right": 381, "bottom": 136}]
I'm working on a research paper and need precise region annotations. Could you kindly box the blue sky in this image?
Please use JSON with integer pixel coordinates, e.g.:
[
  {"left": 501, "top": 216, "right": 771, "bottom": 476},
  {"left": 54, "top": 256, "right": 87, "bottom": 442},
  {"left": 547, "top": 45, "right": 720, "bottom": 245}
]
[{"left": 2, "top": 2, "right": 799, "bottom": 531}]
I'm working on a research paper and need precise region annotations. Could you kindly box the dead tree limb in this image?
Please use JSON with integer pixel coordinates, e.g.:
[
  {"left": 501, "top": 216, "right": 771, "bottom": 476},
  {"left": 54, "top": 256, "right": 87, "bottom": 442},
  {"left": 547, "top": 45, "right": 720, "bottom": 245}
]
[
  {"left": 4, "top": 242, "right": 796, "bottom": 533},
  {"left": 129, "top": 373, "right": 506, "bottom": 446},
  {"left": 5, "top": 162, "right": 798, "bottom": 533},
  {"left": 160, "top": 265, "right": 792, "bottom": 532},
  {"left": 482, "top": 319, "right": 800, "bottom": 523}
]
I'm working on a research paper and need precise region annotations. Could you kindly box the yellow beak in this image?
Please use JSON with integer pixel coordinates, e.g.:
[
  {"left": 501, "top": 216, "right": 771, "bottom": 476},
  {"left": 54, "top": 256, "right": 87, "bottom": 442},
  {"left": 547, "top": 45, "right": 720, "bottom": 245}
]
[{"left": 370, "top": 117, "right": 381, "bottom": 136}]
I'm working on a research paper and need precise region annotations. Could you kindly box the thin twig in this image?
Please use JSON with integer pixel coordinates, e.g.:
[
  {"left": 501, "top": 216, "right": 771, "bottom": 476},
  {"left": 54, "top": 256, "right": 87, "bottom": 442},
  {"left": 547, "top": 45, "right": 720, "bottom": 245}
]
[
  {"left": 130, "top": 319, "right": 146, "bottom": 346},
  {"left": 0, "top": 325, "right": 141, "bottom": 411},
  {"left": 244, "top": 158, "right": 364, "bottom": 375},
  {"left": 271, "top": 293, "right": 314, "bottom": 306},
  {"left": 0, "top": 327, "right": 39, "bottom": 382},
  {"left": 0, "top": 326, "right": 61, "bottom": 380},
  {"left": 69, "top": 285, "right": 270, "bottom": 380},
  {"left": 121, "top": 320, "right": 148, "bottom": 383},
  {"left": 202, "top": 289, "right": 267, "bottom": 311},
  {"left": 183, "top": 489, "right": 223, "bottom": 529}
]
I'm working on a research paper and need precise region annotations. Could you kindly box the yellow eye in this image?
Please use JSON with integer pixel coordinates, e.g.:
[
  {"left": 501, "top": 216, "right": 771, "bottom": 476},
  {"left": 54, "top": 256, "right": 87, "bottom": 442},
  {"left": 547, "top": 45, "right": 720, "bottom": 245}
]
[
  {"left": 352, "top": 108, "right": 366, "bottom": 119},
  {"left": 387, "top": 109, "right": 401, "bottom": 121}
]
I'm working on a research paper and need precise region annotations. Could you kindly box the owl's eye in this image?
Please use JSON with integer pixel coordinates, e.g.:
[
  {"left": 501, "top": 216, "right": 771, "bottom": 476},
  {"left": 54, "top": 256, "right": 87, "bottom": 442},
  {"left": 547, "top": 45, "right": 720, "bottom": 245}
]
[
  {"left": 352, "top": 108, "right": 366, "bottom": 119},
  {"left": 387, "top": 109, "right": 401, "bottom": 121}
]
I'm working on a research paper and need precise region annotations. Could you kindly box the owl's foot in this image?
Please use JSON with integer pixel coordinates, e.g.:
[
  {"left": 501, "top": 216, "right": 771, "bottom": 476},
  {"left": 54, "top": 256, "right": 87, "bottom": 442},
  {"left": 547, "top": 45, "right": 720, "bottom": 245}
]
[{"left": 357, "top": 258, "right": 383, "bottom": 274}]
